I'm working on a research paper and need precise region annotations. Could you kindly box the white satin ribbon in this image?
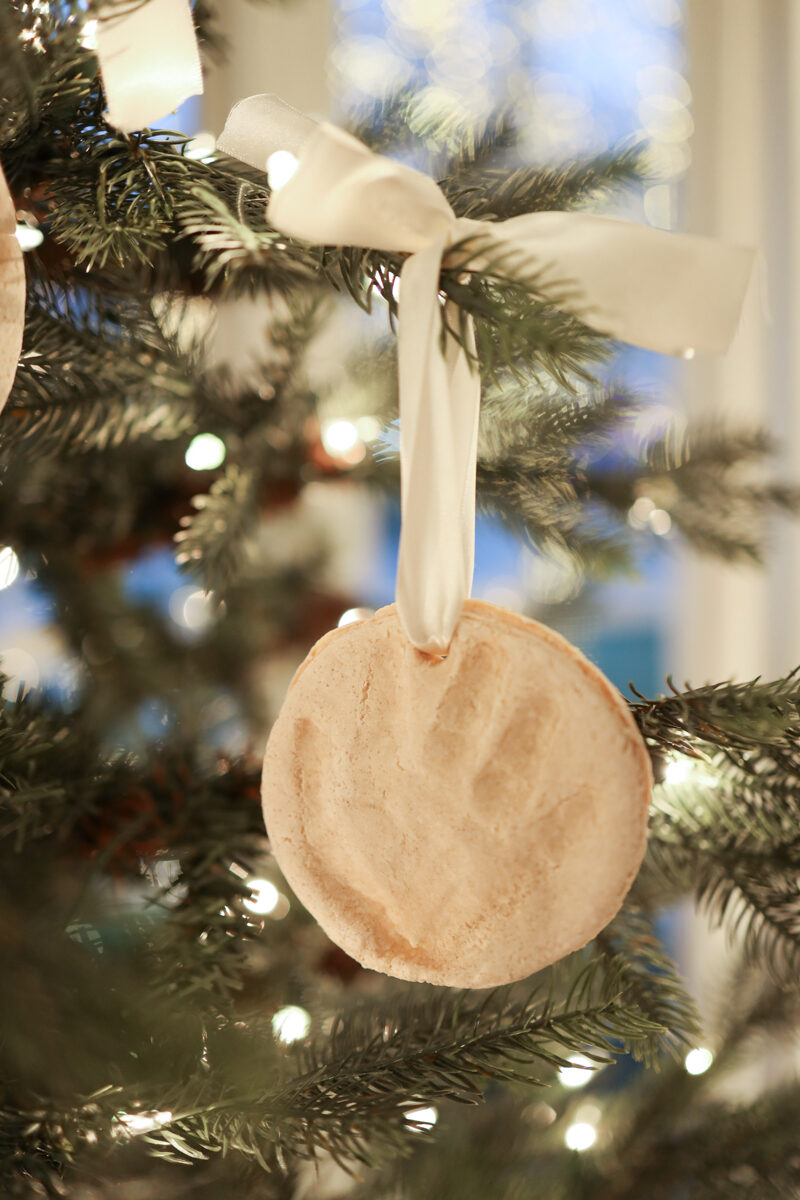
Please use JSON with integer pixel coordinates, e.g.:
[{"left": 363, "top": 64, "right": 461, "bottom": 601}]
[
  {"left": 221, "top": 98, "right": 755, "bottom": 653},
  {"left": 95, "top": 0, "right": 203, "bottom": 133},
  {"left": 0, "top": 167, "right": 24, "bottom": 415}
]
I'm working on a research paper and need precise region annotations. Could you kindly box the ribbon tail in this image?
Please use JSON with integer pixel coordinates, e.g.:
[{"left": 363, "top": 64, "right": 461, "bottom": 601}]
[
  {"left": 97, "top": 0, "right": 203, "bottom": 133},
  {"left": 396, "top": 240, "right": 480, "bottom": 653},
  {"left": 483, "top": 211, "right": 755, "bottom": 358}
]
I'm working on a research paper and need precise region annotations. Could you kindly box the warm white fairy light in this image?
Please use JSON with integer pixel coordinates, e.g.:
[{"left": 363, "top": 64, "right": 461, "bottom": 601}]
[
  {"left": 684, "top": 1047, "right": 713, "bottom": 1075},
  {"left": 243, "top": 878, "right": 280, "bottom": 915},
  {"left": 80, "top": 17, "right": 98, "bottom": 48},
  {"left": 182, "top": 589, "right": 215, "bottom": 631},
  {"left": 185, "top": 433, "right": 226, "bottom": 471},
  {"left": 14, "top": 225, "right": 43, "bottom": 251},
  {"left": 114, "top": 1110, "right": 173, "bottom": 1137},
  {"left": 272, "top": 1005, "right": 311, "bottom": 1044},
  {"left": 565, "top": 1121, "right": 597, "bottom": 1151},
  {"left": 356, "top": 416, "right": 382, "bottom": 443},
  {"left": 405, "top": 1106, "right": 438, "bottom": 1129},
  {"left": 168, "top": 586, "right": 215, "bottom": 632},
  {"left": 0, "top": 547, "right": 20, "bottom": 590},
  {"left": 649, "top": 508, "right": 672, "bottom": 536},
  {"left": 628, "top": 496, "right": 655, "bottom": 526},
  {"left": 267, "top": 150, "right": 299, "bottom": 191},
  {"left": 558, "top": 1053, "right": 594, "bottom": 1088},
  {"left": 322, "top": 419, "right": 360, "bottom": 455},
  {"left": 664, "top": 757, "right": 692, "bottom": 785}
]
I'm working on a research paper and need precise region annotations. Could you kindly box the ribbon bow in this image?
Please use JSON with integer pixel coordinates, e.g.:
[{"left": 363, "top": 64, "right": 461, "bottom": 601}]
[{"left": 220, "top": 96, "right": 755, "bottom": 654}]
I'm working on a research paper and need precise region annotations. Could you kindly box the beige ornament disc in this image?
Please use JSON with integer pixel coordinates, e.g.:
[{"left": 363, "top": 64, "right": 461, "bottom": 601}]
[
  {"left": 0, "top": 168, "right": 24, "bottom": 413},
  {"left": 261, "top": 600, "right": 652, "bottom": 988}
]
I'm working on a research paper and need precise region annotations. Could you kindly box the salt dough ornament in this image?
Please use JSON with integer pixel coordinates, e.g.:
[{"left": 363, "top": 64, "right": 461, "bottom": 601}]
[
  {"left": 0, "top": 166, "right": 24, "bottom": 414},
  {"left": 247, "top": 99, "right": 751, "bottom": 987},
  {"left": 261, "top": 599, "right": 652, "bottom": 988}
]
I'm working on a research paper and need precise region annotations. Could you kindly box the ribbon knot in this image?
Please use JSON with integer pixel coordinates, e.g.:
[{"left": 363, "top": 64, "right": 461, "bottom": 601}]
[{"left": 219, "top": 98, "right": 755, "bottom": 654}]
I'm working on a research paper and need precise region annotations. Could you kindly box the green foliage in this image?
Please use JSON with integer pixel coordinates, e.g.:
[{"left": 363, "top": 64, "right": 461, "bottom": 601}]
[
  {"left": 595, "top": 904, "right": 701, "bottom": 1064},
  {"left": 145, "top": 959, "right": 662, "bottom": 1173},
  {"left": 475, "top": 380, "right": 799, "bottom": 572},
  {"left": 630, "top": 671, "right": 800, "bottom": 985},
  {"left": 632, "top": 669, "right": 800, "bottom": 758},
  {"left": 441, "top": 145, "right": 646, "bottom": 222},
  {"left": 175, "top": 465, "right": 258, "bottom": 593},
  {"left": 3, "top": 0, "right": 800, "bottom": 1195},
  {"left": 6, "top": 279, "right": 196, "bottom": 461}
]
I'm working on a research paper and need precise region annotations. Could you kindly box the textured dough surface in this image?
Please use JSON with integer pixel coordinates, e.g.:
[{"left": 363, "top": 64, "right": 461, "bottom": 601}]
[
  {"left": 0, "top": 237, "right": 24, "bottom": 412},
  {"left": 261, "top": 600, "right": 652, "bottom": 987}
]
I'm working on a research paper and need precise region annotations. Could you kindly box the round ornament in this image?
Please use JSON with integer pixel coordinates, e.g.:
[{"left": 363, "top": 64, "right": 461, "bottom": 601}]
[
  {"left": 0, "top": 168, "right": 24, "bottom": 414},
  {"left": 261, "top": 599, "right": 652, "bottom": 988}
]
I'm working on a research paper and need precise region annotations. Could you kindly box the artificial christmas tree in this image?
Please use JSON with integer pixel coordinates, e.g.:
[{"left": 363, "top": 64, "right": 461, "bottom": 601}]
[{"left": 2, "top": 2, "right": 800, "bottom": 1197}]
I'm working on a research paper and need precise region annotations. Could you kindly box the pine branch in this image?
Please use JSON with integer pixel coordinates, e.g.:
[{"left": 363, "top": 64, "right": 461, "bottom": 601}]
[
  {"left": 177, "top": 179, "right": 322, "bottom": 294},
  {"left": 174, "top": 465, "right": 259, "bottom": 594},
  {"left": 631, "top": 671, "right": 800, "bottom": 759},
  {"left": 595, "top": 904, "right": 701, "bottom": 1064},
  {"left": 647, "top": 830, "right": 800, "bottom": 988},
  {"left": 472, "top": 381, "right": 798, "bottom": 572},
  {"left": 599, "top": 1086, "right": 800, "bottom": 1200},
  {"left": 148, "top": 960, "right": 663, "bottom": 1172},
  {"left": 589, "top": 423, "right": 800, "bottom": 564},
  {"left": 441, "top": 145, "right": 646, "bottom": 222},
  {"left": 3, "top": 282, "right": 196, "bottom": 459}
]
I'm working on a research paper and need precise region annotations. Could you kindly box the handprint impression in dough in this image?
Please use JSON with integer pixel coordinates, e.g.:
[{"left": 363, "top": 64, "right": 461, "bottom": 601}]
[{"left": 265, "top": 602, "right": 649, "bottom": 986}]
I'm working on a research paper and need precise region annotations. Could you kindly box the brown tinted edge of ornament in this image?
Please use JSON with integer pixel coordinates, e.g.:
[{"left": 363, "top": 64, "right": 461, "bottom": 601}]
[
  {"left": 0, "top": 238, "right": 25, "bottom": 411},
  {"left": 262, "top": 599, "right": 653, "bottom": 987}
]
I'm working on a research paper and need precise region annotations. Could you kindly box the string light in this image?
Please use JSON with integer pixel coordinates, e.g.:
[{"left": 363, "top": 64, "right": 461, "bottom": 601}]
[
  {"left": 80, "top": 18, "right": 98, "bottom": 48},
  {"left": 405, "top": 1106, "right": 438, "bottom": 1128},
  {"left": 185, "top": 433, "right": 226, "bottom": 471},
  {"left": 14, "top": 225, "right": 43, "bottom": 251},
  {"left": 272, "top": 1005, "right": 311, "bottom": 1044},
  {"left": 558, "top": 1053, "right": 595, "bottom": 1088},
  {"left": 649, "top": 508, "right": 672, "bottom": 536},
  {"left": 267, "top": 150, "right": 299, "bottom": 191},
  {"left": 114, "top": 1110, "right": 172, "bottom": 1137},
  {"left": 0, "top": 547, "right": 20, "bottom": 590},
  {"left": 627, "top": 496, "right": 655, "bottom": 529},
  {"left": 523, "top": 1102, "right": 557, "bottom": 1127},
  {"left": 664, "top": 756, "right": 692, "bottom": 785},
  {"left": 169, "top": 586, "right": 216, "bottom": 632},
  {"left": 565, "top": 1121, "right": 597, "bottom": 1151},
  {"left": 356, "top": 415, "right": 382, "bottom": 442},
  {"left": 243, "top": 878, "right": 280, "bottom": 915},
  {"left": 320, "top": 419, "right": 366, "bottom": 466},
  {"left": 643, "top": 183, "right": 673, "bottom": 230},
  {"left": 627, "top": 496, "right": 672, "bottom": 536},
  {"left": 663, "top": 755, "right": 721, "bottom": 791},
  {"left": 322, "top": 419, "right": 360, "bottom": 455},
  {"left": 684, "top": 1047, "right": 713, "bottom": 1075}
]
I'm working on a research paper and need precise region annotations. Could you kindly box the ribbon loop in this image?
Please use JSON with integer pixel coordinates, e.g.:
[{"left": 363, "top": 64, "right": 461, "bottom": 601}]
[
  {"left": 221, "top": 97, "right": 755, "bottom": 652},
  {"left": 396, "top": 237, "right": 480, "bottom": 654},
  {"left": 269, "top": 124, "right": 454, "bottom": 255}
]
